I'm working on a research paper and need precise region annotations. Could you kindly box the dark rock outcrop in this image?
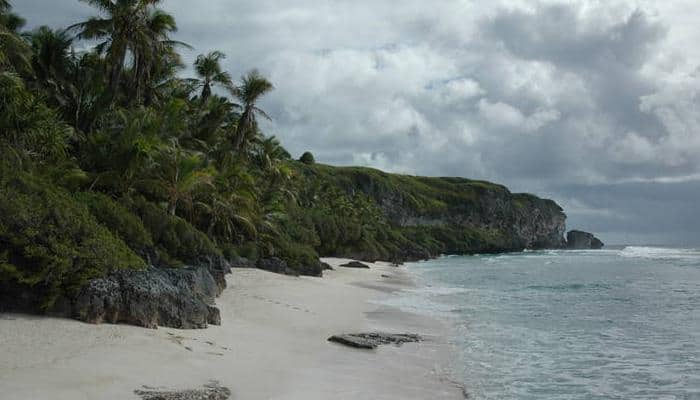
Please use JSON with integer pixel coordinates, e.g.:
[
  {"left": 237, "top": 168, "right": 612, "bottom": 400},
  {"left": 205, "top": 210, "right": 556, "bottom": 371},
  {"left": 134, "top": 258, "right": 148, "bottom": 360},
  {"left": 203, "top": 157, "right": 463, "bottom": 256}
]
[
  {"left": 566, "top": 230, "right": 604, "bottom": 249},
  {"left": 229, "top": 257, "right": 254, "bottom": 268},
  {"left": 256, "top": 257, "right": 297, "bottom": 276},
  {"left": 256, "top": 257, "right": 324, "bottom": 277},
  {"left": 328, "top": 333, "right": 422, "bottom": 349},
  {"left": 73, "top": 265, "right": 225, "bottom": 329},
  {"left": 339, "top": 261, "right": 370, "bottom": 269},
  {"left": 293, "top": 262, "right": 324, "bottom": 277}
]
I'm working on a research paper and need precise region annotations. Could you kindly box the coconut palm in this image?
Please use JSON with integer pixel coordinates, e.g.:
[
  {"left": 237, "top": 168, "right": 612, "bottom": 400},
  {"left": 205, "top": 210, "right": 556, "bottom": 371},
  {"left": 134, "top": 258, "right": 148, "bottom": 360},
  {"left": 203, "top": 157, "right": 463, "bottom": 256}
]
[
  {"left": 0, "top": 2, "right": 31, "bottom": 74},
  {"left": 27, "top": 26, "right": 74, "bottom": 107},
  {"left": 252, "top": 135, "right": 290, "bottom": 172},
  {"left": 198, "top": 190, "right": 258, "bottom": 242},
  {"left": 131, "top": 9, "right": 188, "bottom": 104},
  {"left": 154, "top": 146, "right": 215, "bottom": 216},
  {"left": 190, "top": 51, "right": 232, "bottom": 102},
  {"left": 71, "top": 0, "right": 166, "bottom": 96},
  {"left": 28, "top": 27, "right": 73, "bottom": 82},
  {"left": 232, "top": 70, "right": 273, "bottom": 153}
]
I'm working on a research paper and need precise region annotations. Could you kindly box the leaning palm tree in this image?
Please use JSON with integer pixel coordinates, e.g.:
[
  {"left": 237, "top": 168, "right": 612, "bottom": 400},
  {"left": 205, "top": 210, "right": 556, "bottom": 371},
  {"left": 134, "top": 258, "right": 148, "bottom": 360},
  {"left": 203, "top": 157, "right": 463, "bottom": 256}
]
[
  {"left": 190, "top": 51, "right": 232, "bottom": 102},
  {"left": 131, "top": 8, "right": 188, "bottom": 104},
  {"left": 232, "top": 70, "right": 273, "bottom": 153},
  {"left": 70, "top": 0, "right": 164, "bottom": 95}
]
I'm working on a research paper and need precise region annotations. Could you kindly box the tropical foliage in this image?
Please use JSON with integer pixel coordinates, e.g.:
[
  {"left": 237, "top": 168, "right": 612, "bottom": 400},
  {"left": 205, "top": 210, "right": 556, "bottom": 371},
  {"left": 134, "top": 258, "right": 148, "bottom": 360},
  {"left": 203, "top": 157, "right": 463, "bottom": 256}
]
[{"left": 0, "top": 0, "right": 533, "bottom": 311}]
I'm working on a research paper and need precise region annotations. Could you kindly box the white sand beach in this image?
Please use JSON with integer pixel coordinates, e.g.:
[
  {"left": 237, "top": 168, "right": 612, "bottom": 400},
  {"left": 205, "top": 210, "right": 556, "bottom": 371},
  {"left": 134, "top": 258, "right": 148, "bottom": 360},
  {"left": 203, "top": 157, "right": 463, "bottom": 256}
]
[{"left": 0, "top": 258, "right": 463, "bottom": 399}]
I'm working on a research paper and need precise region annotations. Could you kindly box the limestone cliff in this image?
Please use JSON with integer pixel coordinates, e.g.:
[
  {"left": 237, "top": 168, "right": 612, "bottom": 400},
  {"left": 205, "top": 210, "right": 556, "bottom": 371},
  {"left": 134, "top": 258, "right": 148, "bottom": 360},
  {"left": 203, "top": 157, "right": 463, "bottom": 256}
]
[{"left": 293, "top": 164, "right": 568, "bottom": 260}]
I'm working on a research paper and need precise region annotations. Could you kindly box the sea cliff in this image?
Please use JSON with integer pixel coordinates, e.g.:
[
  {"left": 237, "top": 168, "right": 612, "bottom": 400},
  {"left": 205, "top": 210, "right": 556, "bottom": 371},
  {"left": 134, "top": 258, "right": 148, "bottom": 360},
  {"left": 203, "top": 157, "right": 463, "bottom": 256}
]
[{"left": 291, "top": 163, "right": 567, "bottom": 262}]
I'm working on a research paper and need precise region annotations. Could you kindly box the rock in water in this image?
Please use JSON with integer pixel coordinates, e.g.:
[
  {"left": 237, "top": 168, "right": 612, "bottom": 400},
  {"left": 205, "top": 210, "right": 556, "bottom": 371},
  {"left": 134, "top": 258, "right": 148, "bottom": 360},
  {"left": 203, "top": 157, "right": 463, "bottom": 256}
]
[
  {"left": 135, "top": 381, "right": 230, "bottom": 400},
  {"left": 566, "top": 230, "right": 604, "bottom": 249},
  {"left": 328, "top": 333, "right": 422, "bottom": 349},
  {"left": 339, "top": 261, "right": 370, "bottom": 269}
]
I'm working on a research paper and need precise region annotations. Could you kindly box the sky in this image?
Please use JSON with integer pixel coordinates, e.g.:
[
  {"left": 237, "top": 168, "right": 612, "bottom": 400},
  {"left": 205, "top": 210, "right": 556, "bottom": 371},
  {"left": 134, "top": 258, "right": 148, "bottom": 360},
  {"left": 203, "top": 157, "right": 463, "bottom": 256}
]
[{"left": 13, "top": 0, "right": 700, "bottom": 246}]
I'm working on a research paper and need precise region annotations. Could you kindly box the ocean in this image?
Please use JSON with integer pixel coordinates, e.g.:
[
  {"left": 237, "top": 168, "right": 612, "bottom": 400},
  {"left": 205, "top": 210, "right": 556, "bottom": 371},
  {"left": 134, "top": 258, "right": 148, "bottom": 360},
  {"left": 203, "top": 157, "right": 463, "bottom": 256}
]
[{"left": 385, "top": 247, "right": 700, "bottom": 399}]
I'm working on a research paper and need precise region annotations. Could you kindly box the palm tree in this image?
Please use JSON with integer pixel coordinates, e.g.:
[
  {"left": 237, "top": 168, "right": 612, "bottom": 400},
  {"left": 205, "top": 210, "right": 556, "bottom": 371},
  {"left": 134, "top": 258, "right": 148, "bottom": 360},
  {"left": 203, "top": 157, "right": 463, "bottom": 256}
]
[
  {"left": 252, "top": 135, "right": 290, "bottom": 171},
  {"left": 27, "top": 26, "right": 73, "bottom": 106},
  {"left": 71, "top": 0, "right": 166, "bottom": 96},
  {"left": 191, "top": 51, "right": 232, "bottom": 102},
  {"left": 131, "top": 9, "right": 187, "bottom": 104},
  {"left": 28, "top": 27, "right": 72, "bottom": 82},
  {"left": 0, "top": 2, "right": 31, "bottom": 74},
  {"left": 155, "top": 146, "right": 215, "bottom": 216},
  {"left": 198, "top": 161, "right": 259, "bottom": 241},
  {"left": 199, "top": 190, "right": 257, "bottom": 242},
  {"left": 232, "top": 70, "right": 274, "bottom": 153}
]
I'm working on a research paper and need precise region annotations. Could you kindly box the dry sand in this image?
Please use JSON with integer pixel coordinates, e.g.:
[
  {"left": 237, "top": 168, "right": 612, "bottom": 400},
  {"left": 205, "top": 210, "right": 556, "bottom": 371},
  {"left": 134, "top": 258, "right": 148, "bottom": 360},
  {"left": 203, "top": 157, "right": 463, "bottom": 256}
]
[{"left": 0, "top": 258, "right": 463, "bottom": 399}]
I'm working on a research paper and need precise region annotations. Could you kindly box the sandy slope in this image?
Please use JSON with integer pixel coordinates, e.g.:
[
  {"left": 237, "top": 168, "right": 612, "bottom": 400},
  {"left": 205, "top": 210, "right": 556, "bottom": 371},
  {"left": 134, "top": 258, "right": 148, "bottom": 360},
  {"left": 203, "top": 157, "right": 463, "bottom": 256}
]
[{"left": 0, "top": 258, "right": 462, "bottom": 399}]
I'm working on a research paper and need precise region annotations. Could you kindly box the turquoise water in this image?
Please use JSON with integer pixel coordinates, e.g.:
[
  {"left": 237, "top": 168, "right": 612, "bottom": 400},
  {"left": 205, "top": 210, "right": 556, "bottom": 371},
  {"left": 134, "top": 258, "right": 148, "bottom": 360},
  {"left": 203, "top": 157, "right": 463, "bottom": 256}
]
[{"left": 389, "top": 247, "right": 700, "bottom": 399}]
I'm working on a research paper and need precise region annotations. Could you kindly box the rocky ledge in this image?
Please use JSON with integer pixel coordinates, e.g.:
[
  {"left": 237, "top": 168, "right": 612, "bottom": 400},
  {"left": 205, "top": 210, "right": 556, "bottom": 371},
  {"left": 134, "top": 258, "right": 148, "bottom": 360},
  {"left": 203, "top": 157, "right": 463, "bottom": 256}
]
[
  {"left": 566, "top": 230, "right": 604, "bottom": 250},
  {"left": 328, "top": 333, "right": 422, "bottom": 349}
]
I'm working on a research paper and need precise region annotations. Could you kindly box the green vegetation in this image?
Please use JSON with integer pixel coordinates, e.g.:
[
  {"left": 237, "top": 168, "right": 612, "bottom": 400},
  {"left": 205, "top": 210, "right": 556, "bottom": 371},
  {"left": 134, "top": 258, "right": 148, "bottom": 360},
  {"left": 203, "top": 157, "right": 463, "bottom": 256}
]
[
  {"left": 299, "top": 151, "right": 315, "bottom": 165},
  {"left": 0, "top": 1, "right": 562, "bottom": 310},
  {"left": 0, "top": 169, "right": 145, "bottom": 309}
]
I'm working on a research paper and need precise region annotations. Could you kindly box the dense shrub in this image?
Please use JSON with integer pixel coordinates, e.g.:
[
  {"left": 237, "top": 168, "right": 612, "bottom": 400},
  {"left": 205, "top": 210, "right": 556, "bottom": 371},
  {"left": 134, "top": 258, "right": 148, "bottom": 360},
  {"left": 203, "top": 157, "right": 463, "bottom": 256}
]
[
  {"left": 127, "top": 197, "right": 221, "bottom": 266},
  {"left": 75, "top": 192, "right": 154, "bottom": 257},
  {"left": 0, "top": 171, "right": 145, "bottom": 308},
  {"left": 233, "top": 241, "right": 259, "bottom": 261},
  {"left": 299, "top": 151, "right": 315, "bottom": 165}
]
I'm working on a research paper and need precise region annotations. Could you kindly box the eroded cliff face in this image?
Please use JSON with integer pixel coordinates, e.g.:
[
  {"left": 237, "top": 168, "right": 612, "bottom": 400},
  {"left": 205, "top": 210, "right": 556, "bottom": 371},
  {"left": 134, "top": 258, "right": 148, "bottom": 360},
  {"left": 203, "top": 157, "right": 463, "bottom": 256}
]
[{"left": 377, "top": 188, "right": 566, "bottom": 251}]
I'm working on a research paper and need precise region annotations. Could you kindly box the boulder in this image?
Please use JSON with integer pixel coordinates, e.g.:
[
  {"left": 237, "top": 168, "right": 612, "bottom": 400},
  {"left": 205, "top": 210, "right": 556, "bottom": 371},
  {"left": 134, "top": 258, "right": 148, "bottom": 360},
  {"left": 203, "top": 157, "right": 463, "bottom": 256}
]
[
  {"left": 256, "top": 257, "right": 297, "bottom": 276},
  {"left": 73, "top": 266, "right": 222, "bottom": 329},
  {"left": 229, "top": 257, "right": 254, "bottom": 269},
  {"left": 328, "top": 333, "right": 422, "bottom": 349},
  {"left": 292, "top": 262, "right": 324, "bottom": 277},
  {"left": 339, "top": 261, "right": 370, "bottom": 269},
  {"left": 566, "top": 230, "right": 604, "bottom": 249}
]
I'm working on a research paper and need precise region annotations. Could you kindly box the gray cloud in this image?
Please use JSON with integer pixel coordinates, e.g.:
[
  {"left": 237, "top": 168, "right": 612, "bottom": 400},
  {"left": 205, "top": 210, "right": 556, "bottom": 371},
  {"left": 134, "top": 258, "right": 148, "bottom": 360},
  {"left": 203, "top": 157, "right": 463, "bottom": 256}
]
[{"left": 13, "top": 0, "right": 700, "bottom": 245}]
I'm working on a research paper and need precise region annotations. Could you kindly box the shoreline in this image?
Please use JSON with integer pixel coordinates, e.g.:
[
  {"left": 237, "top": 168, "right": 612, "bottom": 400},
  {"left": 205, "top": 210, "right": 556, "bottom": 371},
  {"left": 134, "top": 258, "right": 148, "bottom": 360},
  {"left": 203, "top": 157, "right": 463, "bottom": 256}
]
[{"left": 0, "top": 258, "right": 463, "bottom": 399}]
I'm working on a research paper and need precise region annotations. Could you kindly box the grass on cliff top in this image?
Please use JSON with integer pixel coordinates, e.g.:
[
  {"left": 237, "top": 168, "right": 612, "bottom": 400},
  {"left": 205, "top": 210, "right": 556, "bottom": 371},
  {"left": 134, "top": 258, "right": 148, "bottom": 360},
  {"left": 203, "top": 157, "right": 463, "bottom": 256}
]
[{"left": 292, "top": 162, "right": 514, "bottom": 215}]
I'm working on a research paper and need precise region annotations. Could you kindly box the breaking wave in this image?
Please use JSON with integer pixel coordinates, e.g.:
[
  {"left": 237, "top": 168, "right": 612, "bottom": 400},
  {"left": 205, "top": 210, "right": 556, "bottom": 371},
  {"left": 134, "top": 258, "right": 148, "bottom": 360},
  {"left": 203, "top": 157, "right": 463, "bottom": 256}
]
[{"left": 619, "top": 246, "right": 700, "bottom": 260}]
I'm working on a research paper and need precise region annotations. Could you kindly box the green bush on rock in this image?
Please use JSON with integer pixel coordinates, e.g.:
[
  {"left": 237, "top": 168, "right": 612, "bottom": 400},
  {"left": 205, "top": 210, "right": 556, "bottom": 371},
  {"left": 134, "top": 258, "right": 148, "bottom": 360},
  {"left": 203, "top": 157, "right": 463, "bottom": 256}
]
[{"left": 0, "top": 171, "right": 145, "bottom": 309}]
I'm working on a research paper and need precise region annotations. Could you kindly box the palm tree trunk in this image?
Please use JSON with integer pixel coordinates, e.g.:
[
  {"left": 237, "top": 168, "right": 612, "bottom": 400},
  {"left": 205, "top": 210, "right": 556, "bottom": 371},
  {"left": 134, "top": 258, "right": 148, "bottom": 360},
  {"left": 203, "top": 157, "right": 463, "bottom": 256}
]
[
  {"left": 108, "top": 45, "right": 127, "bottom": 97},
  {"left": 201, "top": 82, "right": 211, "bottom": 102}
]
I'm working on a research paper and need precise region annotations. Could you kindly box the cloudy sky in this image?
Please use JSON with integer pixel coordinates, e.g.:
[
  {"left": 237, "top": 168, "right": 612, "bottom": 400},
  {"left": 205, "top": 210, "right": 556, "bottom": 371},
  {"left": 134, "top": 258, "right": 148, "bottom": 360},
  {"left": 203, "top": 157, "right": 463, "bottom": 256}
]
[{"left": 14, "top": 0, "right": 700, "bottom": 245}]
